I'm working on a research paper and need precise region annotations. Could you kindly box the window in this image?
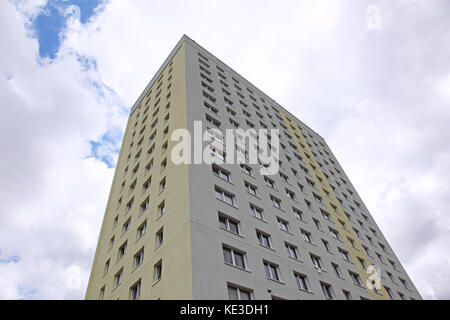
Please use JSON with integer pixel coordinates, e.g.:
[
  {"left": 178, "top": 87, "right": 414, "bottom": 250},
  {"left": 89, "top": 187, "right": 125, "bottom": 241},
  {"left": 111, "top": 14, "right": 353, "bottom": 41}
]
[
  {"left": 104, "top": 259, "right": 110, "bottom": 275},
  {"left": 205, "top": 113, "right": 221, "bottom": 127},
  {"left": 210, "top": 146, "right": 226, "bottom": 163},
  {"left": 329, "top": 228, "right": 342, "bottom": 241},
  {"left": 349, "top": 271, "right": 364, "bottom": 287},
  {"left": 149, "top": 131, "right": 156, "bottom": 143},
  {"left": 285, "top": 189, "right": 296, "bottom": 200},
  {"left": 320, "top": 282, "right": 335, "bottom": 300},
  {"left": 343, "top": 290, "right": 353, "bottom": 300},
  {"left": 142, "top": 177, "right": 152, "bottom": 193},
  {"left": 338, "top": 248, "right": 351, "bottom": 262},
  {"left": 301, "top": 229, "right": 312, "bottom": 243},
  {"left": 332, "top": 263, "right": 343, "bottom": 278},
  {"left": 156, "top": 228, "right": 164, "bottom": 247},
  {"left": 132, "top": 163, "right": 139, "bottom": 176},
  {"left": 118, "top": 241, "right": 127, "bottom": 259},
  {"left": 140, "top": 197, "right": 149, "bottom": 214},
  {"left": 322, "top": 239, "right": 332, "bottom": 252},
  {"left": 298, "top": 183, "right": 305, "bottom": 193},
  {"left": 229, "top": 118, "right": 239, "bottom": 128},
  {"left": 256, "top": 230, "right": 272, "bottom": 248},
  {"left": 270, "top": 195, "right": 282, "bottom": 209},
  {"left": 264, "top": 261, "right": 281, "bottom": 281},
  {"left": 133, "top": 248, "right": 144, "bottom": 268},
  {"left": 387, "top": 271, "right": 395, "bottom": 282},
  {"left": 219, "top": 214, "right": 240, "bottom": 235},
  {"left": 362, "top": 245, "right": 370, "bottom": 256},
  {"left": 313, "top": 218, "right": 322, "bottom": 230},
  {"left": 240, "top": 164, "right": 252, "bottom": 176},
  {"left": 388, "top": 259, "right": 398, "bottom": 270},
  {"left": 122, "top": 218, "right": 131, "bottom": 234},
  {"left": 161, "top": 141, "right": 168, "bottom": 154},
  {"left": 376, "top": 252, "right": 384, "bottom": 263},
  {"left": 99, "top": 287, "right": 105, "bottom": 300},
  {"left": 264, "top": 176, "right": 276, "bottom": 189},
  {"left": 227, "top": 284, "right": 252, "bottom": 300},
  {"left": 292, "top": 207, "right": 304, "bottom": 221},
  {"left": 277, "top": 218, "right": 290, "bottom": 232},
  {"left": 399, "top": 278, "right": 409, "bottom": 290},
  {"left": 212, "top": 165, "right": 231, "bottom": 182},
  {"left": 310, "top": 254, "right": 324, "bottom": 271},
  {"left": 339, "top": 220, "right": 347, "bottom": 230},
  {"left": 250, "top": 204, "right": 264, "bottom": 220},
  {"left": 370, "top": 228, "right": 379, "bottom": 237},
  {"left": 306, "top": 178, "right": 316, "bottom": 189},
  {"left": 300, "top": 165, "right": 309, "bottom": 175},
  {"left": 137, "top": 221, "right": 147, "bottom": 239},
  {"left": 135, "top": 149, "right": 142, "bottom": 161},
  {"left": 200, "top": 65, "right": 211, "bottom": 75},
  {"left": 160, "top": 158, "right": 167, "bottom": 171},
  {"left": 158, "top": 201, "right": 165, "bottom": 217},
  {"left": 304, "top": 199, "right": 313, "bottom": 211},
  {"left": 114, "top": 269, "right": 123, "bottom": 288},
  {"left": 223, "top": 246, "right": 246, "bottom": 269},
  {"left": 244, "top": 181, "right": 258, "bottom": 196},
  {"left": 126, "top": 198, "right": 134, "bottom": 212},
  {"left": 384, "top": 286, "right": 394, "bottom": 299},
  {"left": 204, "top": 101, "right": 218, "bottom": 114},
  {"left": 398, "top": 292, "right": 406, "bottom": 300},
  {"left": 313, "top": 193, "right": 323, "bottom": 204},
  {"left": 294, "top": 273, "right": 310, "bottom": 291},
  {"left": 154, "top": 260, "right": 162, "bottom": 282},
  {"left": 358, "top": 257, "right": 368, "bottom": 269},
  {"left": 159, "top": 177, "right": 166, "bottom": 192},
  {"left": 144, "top": 160, "right": 153, "bottom": 174},
  {"left": 279, "top": 172, "right": 289, "bottom": 183},
  {"left": 109, "top": 236, "right": 115, "bottom": 250},
  {"left": 285, "top": 243, "right": 300, "bottom": 260},
  {"left": 215, "top": 187, "right": 235, "bottom": 206},
  {"left": 130, "top": 280, "right": 141, "bottom": 300}
]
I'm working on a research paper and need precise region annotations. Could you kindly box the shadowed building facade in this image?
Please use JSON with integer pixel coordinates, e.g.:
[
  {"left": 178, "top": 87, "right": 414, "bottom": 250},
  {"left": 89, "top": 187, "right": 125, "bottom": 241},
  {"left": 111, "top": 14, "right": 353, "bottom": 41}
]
[{"left": 85, "top": 35, "right": 421, "bottom": 300}]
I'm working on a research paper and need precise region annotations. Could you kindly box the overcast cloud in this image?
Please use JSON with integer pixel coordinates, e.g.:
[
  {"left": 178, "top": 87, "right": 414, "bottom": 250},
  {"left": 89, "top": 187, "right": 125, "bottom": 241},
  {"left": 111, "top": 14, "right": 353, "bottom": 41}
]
[{"left": 0, "top": 0, "right": 449, "bottom": 299}]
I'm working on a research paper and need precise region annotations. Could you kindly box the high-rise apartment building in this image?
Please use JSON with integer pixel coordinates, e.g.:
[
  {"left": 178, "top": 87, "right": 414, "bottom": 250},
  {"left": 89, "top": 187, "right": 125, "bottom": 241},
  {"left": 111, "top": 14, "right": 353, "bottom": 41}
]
[{"left": 85, "top": 35, "right": 421, "bottom": 300}]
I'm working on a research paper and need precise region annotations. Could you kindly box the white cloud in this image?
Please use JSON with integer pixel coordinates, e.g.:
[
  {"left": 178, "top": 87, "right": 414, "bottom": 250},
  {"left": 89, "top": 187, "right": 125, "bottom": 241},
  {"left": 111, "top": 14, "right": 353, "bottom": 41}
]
[
  {"left": 1, "top": 0, "right": 449, "bottom": 299},
  {"left": 0, "top": 0, "right": 120, "bottom": 299}
]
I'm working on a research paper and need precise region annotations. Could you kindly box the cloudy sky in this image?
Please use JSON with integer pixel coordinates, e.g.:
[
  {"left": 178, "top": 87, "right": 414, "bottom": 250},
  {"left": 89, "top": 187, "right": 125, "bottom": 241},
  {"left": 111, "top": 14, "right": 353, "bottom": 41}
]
[{"left": 0, "top": 0, "right": 449, "bottom": 299}]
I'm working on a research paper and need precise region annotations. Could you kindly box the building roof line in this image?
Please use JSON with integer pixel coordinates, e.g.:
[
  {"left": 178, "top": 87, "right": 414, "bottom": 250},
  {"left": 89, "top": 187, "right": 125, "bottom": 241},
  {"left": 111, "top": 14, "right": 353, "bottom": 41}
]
[{"left": 129, "top": 34, "right": 324, "bottom": 140}]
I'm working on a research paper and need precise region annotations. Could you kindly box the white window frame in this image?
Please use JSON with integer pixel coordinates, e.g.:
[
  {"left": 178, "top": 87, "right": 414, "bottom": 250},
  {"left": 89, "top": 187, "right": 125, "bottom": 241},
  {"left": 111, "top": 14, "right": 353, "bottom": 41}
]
[
  {"left": 295, "top": 273, "right": 310, "bottom": 291},
  {"left": 223, "top": 246, "right": 247, "bottom": 269}
]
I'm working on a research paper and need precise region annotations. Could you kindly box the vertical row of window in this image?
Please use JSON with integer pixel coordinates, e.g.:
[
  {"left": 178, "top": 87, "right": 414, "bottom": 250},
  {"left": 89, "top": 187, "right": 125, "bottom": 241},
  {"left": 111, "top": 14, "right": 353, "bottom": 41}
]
[
  {"left": 98, "top": 59, "right": 175, "bottom": 300},
  {"left": 284, "top": 115, "right": 411, "bottom": 294}
]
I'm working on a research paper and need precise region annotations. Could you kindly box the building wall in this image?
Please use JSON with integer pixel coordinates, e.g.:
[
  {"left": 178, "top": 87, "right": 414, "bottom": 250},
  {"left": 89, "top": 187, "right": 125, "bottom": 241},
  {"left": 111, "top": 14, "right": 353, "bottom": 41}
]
[
  {"left": 183, "top": 36, "right": 421, "bottom": 300},
  {"left": 86, "top": 41, "right": 193, "bottom": 300},
  {"left": 86, "top": 35, "right": 421, "bottom": 300}
]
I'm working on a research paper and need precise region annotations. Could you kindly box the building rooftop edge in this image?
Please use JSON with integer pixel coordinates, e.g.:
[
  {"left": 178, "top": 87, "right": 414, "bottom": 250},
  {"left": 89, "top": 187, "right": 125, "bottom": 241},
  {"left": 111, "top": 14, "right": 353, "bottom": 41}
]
[{"left": 129, "top": 34, "right": 325, "bottom": 141}]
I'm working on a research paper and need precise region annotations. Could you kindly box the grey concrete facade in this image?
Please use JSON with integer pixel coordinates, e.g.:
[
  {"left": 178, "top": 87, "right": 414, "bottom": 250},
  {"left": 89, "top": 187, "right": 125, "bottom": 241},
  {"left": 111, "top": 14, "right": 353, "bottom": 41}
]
[
  {"left": 181, "top": 35, "right": 421, "bottom": 300},
  {"left": 99, "top": 34, "right": 423, "bottom": 300}
]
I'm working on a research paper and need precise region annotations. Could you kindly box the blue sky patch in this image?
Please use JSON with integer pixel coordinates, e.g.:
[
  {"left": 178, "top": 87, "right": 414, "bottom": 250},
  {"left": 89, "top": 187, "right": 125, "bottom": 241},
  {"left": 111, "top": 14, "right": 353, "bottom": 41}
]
[
  {"left": 89, "top": 128, "right": 123, "bottom": 168},
  {"left": 0, "top": 250, "right": 20, "bottom": 264},
  {"left": 18, "top": 288, "right": 38, "bottom": 300},
  {"left": 31, "top": 0, "right": 104, "bottom": 59}
]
